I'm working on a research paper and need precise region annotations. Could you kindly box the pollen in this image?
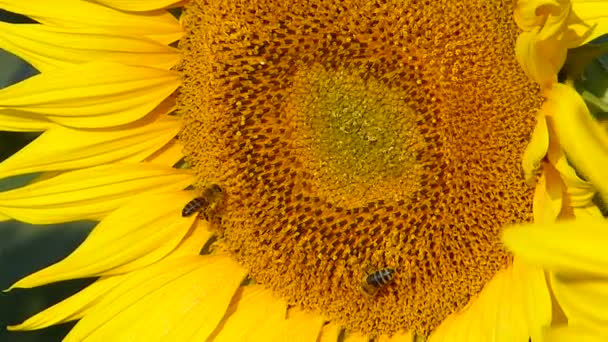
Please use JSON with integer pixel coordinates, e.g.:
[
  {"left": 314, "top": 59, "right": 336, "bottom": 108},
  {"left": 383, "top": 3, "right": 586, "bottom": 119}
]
[{"left": 177, "top": 0, "right": 541, "bottom": 336}]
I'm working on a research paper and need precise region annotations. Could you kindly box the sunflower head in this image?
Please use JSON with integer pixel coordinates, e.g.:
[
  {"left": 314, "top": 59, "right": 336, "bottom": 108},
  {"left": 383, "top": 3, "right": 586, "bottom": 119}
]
[{"left": 178, "top": 0, "right": 541, "bottom": 335}]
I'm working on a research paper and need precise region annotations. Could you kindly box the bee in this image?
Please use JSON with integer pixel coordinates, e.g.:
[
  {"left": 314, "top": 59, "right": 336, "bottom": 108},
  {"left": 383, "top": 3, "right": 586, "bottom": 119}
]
[
  {"left": 182, "top": 184, "right": 225, "bottom": 219},
  {"left": 360, "top": 268, "right": 395, "bottom": 296}
]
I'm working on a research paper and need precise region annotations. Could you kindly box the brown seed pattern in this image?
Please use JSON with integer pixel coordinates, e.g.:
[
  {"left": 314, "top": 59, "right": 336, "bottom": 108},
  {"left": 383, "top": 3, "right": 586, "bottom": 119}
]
[{"left": 177, "top": 0, "right": 541, "bottom": 335}]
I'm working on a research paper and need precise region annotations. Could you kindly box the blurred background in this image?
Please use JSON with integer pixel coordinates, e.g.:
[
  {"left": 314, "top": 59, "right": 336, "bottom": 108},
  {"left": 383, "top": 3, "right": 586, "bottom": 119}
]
[{"left": 0, "top": 9, "right": 95, "bottom": 341}]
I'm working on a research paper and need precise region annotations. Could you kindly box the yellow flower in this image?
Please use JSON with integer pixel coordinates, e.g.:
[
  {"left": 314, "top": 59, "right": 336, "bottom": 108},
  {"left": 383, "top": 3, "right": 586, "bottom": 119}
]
[
  {"left": 514, "top": 0, "right": 608, "bottom": 89},
  {"left": 1, "top": 0, "right": 603, "bottom": 340}
]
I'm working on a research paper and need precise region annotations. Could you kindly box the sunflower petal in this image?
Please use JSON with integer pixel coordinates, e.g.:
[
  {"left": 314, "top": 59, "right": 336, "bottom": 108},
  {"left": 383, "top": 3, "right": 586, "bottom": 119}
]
[
  {"left": 502, "top": 220, "right": 608, "bottom": 278},
  {"left": 10, "top": 222, "right": 215, "bottom": 330},
  {"left": 377, "top": 331, "right": 415, "bottom": 342},
  {"left": 430, "top": 260, "right": 548, "bottom": 342},
  {"left": 343, "top": 330, "right": 369, "bottom": 342},
  {"left": 8, "top": 276, "right": 124, "bottom": 330},
  {"left": 0, "top": 22, "right": 180, "bottom": 73},
  {"left": 0, "top": 0, "right": 181, "bottom": 44},
  {"left": 0, "top": 117, "right": 180, "bottom": 179},
  {"left": 511, "top": 258, "right": 552, "bottom": 342},
  {"left": 533, "top": 164, "right": 564, "bottom": 224},
  {"left": 64, "top": 255, "right": 246, "bottom": 342},
  {"left": 208, "top": 285, "right": 288, "bottom": 342},
  {"left": 572, "top": 205, "right": 603, "bottom": 219},
  {"left": 318, "top": 322, "right": 342, "bottom": 342},
  {"left": 544, "top": 325, "right": 608, "bottom": 342},
  {"left": 0, "top": 163, "right": 193, "bottom": 224},
  {"left": 145, "top": 139, "right": 184, "bottom": 166},
  {"left": 275, "top": 307, "right": 325, "bottom": 342},
  {"left": 515, "top": 29, "right": 564, "bottom": 88},
  {"left": 549, "top": 150, "right": 595, "bottom": 209},
  {"left": 0, "top": 112, "right": 53, "bottom": 132},
  {"left": 550, "top": 273, "right": 608, "bottom": 332},
  {"left": 9, "top": 191, "right": 199, "bottom": 289},
  {"left": 91, "top": 0, "right": 183, "bottom": 11},
  {"left": 522, "top": 114, "right": 549, "bottom": 185},
  {"left": 548, "top": 83, "right": 608, "bottom": 206},
  {"left": 571, "top": 0, "right": 608, "bottom": 45},
  {"left": 0, "top": 62, "right": 179, "bottom": 129}
]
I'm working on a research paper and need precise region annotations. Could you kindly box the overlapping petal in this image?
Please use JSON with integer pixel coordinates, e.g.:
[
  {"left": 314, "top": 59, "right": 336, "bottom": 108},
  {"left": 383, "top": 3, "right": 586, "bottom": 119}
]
[
  {"left": 318, "top": 323, "right": 341, "bottom": 342},
  {"left": 0, "top": 116, "right": 180, "bottom": 179},
  {"left": 9, "top": 221, "right": 214, "bottom": 331},
  {"left": 550, "top": 273, "right": 608, "bottom": 332},
  {"left": 429, "top": 259, "right": 550, "bottom": 342},
  {"left": 547, "top": 83, "right": 608, "bottom": 205},
  {"left": 0, "top": 112, "right": 53, "bottom": 132},
  {"left": 502, "top": 220, "right": 608, "bottom": 278},
  {"left": 533, "top": 163, "right": 565, "bottom": 224},
  {"left": 377, "top": 331, "right": 416, "bottom": 342},
  {"left": 63, "top": 255, "right": 246, "bottom": 342},
  {"left": 8, "top": 191, "right": 201, "bottom": 289},
  {"left": 274, "top": 307, "right": 326, "bottom": 342},
  {"left": 0, "top": 163, "right": 193, "bottom": 224},
  {"left": 343, "top": 330, "right": 369, "bottom": 342},
  {"left": 0, "top": 22, "right": 180, "bottom": 73},
  {"left": 145, "top": 139, "right": 184, "bottom": 166},
  {"left": 544, "top": 325, "right": 608, "bottom": 341},
  {"left": 90, "top": 0, "right": 183, "bottom": 12},
  {"left": 522, "top": 113, "right": 549, "bottom": 185},
  {"left": 513, "top": 0, "right": 608, "bottom": 87},
  {"left": 208, "top": 285, "right": 288, "bottom": 342},
  {"left": 0, "top": 61, "right": 180, "bottom": 129},
  {"left": 8, "top": 276, "right": 125, "bottom": 330},
  {"left": 0, "top": 0, "right": 181, "bottom": 44}
]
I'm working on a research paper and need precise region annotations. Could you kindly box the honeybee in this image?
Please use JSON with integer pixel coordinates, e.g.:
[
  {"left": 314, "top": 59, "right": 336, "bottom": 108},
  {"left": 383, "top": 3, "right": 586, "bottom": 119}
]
[
  {"left": 360, "top": 268, "right": 395, "bottom": 296},
  {"left": 182, "top": 184, "right": 225, "bottom": 219}
]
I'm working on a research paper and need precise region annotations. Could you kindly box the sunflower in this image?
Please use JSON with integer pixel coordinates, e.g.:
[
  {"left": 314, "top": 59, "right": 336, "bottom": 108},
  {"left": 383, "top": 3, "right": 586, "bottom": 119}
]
[{"left": 1, "top": 0, "right": 608, "bottom": 340}]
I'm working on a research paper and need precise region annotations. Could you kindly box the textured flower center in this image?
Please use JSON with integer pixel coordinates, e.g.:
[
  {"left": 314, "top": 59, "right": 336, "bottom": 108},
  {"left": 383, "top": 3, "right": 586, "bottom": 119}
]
[{"left": 177, "top": 0, "right": 542, "bottom": 335}]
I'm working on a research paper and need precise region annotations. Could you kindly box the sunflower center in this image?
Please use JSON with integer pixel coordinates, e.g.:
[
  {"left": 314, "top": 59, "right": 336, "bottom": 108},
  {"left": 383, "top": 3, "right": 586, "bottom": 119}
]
[
  {"left": 177, "top": 0, "right": 541, "bottom": 336},
  {"left": 290, "top": 66, "right": 426, "bottom": 208}
]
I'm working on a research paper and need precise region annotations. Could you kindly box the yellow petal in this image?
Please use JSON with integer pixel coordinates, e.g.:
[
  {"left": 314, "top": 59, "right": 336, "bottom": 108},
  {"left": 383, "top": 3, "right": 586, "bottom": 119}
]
[
  {"left": 548, "top": 83, "right": 608, "bottom": 205},
  {"left": 145, "top": 139, "right": 184, "bottom": 167},
  {"left": 502, "top": 220, "right": 608, "bottom": 278},
  {"left": 9, "top": 191, "right": 198, "bottom": 289},
  {"left": 377, "top": 331, "right": 415, "bottom": 342},
  {"left": 208, "top": 285, "right": 288, "bottom": 342},
  {"left": 572, "top": 205, "right": 603, "bottom": 219},
  {"left": 273, "top": 307, "right": 325, "bottom": 342},
  {"left": 547, "top": 139, "right": 596, "bottom": 208},
  {"left": 0, "top": 163, "right": 193, "bottom": 224},
  {"left": 318, "top": 322, "right": 342, "bottom": 342},
  {"left": 571, "top": 0, "right": 608, "bottom": 45},
  {"left": 522, "top": 113, "right": 549, "bottom": 185},
  {"left": 514, "top": 0, "right": 567, "bottom": 32},
  {"left": 168, "top": 220, "right": 214, "bottom": 258},
  {"left": 515, "top": 29, "right": 563, "bottom": 88},
  {"left": 550, "top": 273, "right": 608, "bottom": 332},
  {"left": 0, "top": 61, "right": 179, "bottom": 129},
  {"left": 0, "top": 116, "right": 180, "bottom": 179},
  {"left": 91, "top": 0, "right": 183, "bottom": 11},
  {"left": 9, "top": 222, "right": 213, "bottom": 330},
  {"left": 533, "top": 164, "right": 564, "bottom": 224},
  {"left": 8, "top": 276, "right": 124, "bottom": 330},
  {"left": 343, "top": 330, "right": 369, "bottom": 342},
  {"left": 0, "top": 112, "right": 53, "bottom": 132},
  {"left": 64, "top": 255, "right": 247, "bottom": 342},
  {"left": 511, "top": 258, "right": 552, "bottom": 342},
  {"left": 0, "top": 22, "right": 180, "bottom": 73},
  {"left": 544, "top": 325, "right": 608, "bottom": 342},
  {"left": 0, "top": 0, "right": 181, "bottom": 44},
  {"left": 430, "top": 260, "right": 549, "bottom": 342}
]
